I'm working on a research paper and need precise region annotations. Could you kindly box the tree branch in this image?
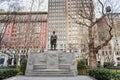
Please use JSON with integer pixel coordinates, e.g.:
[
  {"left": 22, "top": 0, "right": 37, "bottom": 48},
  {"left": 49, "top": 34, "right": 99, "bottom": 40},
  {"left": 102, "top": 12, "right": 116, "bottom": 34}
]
[
  {"left": 98, "top": 0, "right": 105, "bottom": 15},
  {"left": 95, "top": 16, "right": 113, "bottom": 51}
]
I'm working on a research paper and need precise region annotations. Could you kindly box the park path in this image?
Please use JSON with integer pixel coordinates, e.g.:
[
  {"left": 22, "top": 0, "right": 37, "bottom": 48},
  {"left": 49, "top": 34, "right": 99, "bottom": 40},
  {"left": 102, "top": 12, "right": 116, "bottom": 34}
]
[{"left": 4, "top": 76, "right": 96, "bottom": 80}]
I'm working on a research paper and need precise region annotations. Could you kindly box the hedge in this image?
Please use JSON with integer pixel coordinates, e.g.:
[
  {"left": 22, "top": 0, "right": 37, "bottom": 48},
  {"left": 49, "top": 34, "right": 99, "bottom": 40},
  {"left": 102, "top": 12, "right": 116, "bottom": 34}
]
[
  {"left": 0, "top": 65, "right": 16, "bottom": 69},
  {"left": 77, "top": 60, "right": 88, "bottom": 75},
  {"left": 111, "top": 72, "right": 120, "bottom": 80},
  {"left": 104, "top": 62, "right": 114, "bottom": 68},
  {"left": 89, "top": 68, "right": 120, "bottom": 80},
  {"left": 20, "top": 58, "right": 27, "bottom": 75},
  {"left": 0, "top": 69, "right": 18, "bottom": 79}
]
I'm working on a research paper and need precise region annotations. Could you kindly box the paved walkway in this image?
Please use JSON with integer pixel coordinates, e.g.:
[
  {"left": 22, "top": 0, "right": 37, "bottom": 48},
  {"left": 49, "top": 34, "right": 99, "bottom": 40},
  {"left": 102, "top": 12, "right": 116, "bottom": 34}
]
[{"left": 4, "top": 76, "right": 96, "bottom": 80}]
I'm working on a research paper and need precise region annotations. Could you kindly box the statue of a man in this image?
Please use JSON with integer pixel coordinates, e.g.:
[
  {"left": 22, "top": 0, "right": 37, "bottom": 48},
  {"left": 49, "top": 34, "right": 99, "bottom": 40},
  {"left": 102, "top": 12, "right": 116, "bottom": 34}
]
[{"left": 50, "top": 31, "right": 57, "bottom": 50}]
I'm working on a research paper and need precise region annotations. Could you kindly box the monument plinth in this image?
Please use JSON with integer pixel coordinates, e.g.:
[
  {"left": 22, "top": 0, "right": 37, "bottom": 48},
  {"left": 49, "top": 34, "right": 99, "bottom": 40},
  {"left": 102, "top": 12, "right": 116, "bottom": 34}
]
[{"left": 25, "top": 51, "right": 77, "bottom": 76}]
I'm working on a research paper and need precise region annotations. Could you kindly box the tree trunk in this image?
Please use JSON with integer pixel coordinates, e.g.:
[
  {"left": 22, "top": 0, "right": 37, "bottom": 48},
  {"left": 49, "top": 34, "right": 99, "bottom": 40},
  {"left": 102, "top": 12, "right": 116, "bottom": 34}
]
[
  {"left": 89, "top": 47, "right": 97, "bottom": 69},
  {"left": 88, "top": 26, "right": 97, "bottom": 69},
  {"left": 15, "top": 51, "right": 19, "bottom": 70}
]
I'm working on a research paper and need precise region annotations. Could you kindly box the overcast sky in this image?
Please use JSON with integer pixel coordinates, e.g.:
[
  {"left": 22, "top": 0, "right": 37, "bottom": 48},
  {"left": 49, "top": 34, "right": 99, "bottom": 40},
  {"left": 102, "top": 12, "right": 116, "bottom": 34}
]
[
  {"left": 0, "top": 0, "right": 119, "bottom": 18},
  {"left": 0, "top": 0, "right": 48, "bottom": 11},
  {"left": 94, "top": 0, "right": 120, "bottom": 17}
]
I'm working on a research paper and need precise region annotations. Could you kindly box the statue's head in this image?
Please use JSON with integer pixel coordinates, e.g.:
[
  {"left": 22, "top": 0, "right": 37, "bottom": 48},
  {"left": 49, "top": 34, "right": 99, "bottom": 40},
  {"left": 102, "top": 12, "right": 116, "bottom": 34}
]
[{"left": 53, "top": 31, "right": 55, "bottom": 34}]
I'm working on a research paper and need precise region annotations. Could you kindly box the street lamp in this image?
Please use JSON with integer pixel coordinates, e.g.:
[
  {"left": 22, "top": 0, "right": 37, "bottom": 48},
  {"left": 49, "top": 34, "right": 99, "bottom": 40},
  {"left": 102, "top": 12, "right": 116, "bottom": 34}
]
[{"left": 106, "top": 6, "right": 111, "bottom": 12}]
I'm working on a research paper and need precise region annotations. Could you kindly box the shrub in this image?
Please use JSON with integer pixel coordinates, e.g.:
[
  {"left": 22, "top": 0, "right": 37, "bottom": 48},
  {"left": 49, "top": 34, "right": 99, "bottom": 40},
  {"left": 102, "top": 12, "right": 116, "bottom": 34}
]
[
  {"left": 0, "top": 65, "right": 16, "bottom": 69},
  {"left": 20, "top": 58, "right": 27, "bottom": 75},
  {"left": 89, "top": 68, "right": 112, "bottom": 80},
  {"left": 77, "top": 60, "right": 88, "bottom": 75},
  {"left": 89, "top": 68, "right": 120, "bottom": 80},
  {"left": 0, "top": 69, "right": 18, "bottom": 79},
  {"left": 111, "top": 72, "right": 120, "bottom": 80},
  {"left": 8, "top": 65, "right": 16, "bottom": 68},
  {"left": 104, "top": 62, "right": 114, "bottom": 68}
]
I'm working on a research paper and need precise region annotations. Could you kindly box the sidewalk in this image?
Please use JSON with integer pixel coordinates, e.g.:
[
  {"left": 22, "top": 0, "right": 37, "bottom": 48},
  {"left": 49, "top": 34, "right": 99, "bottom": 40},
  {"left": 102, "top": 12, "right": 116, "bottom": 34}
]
[{"left": 4, "top": 76, "right": 96, "bottom": 80}]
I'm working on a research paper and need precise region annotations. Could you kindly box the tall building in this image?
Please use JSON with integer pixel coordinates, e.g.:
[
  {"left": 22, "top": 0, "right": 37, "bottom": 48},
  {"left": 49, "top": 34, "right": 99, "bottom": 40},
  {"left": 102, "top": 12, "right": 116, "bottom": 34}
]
[
  {"left": 47, "top": 0, "right": 67, "bottom": 50},
  {"left": 66, "top": 0, "right": 97, "bottom": 60},
  {"left": 66, "top": 0, "right": 96, "bottom": 53},
  {"left": 0, "top": 12, "right": 48, "bottom": 52},
  {"left": 48, "top": 0, "right": 96, "bottom": 54},
  {"left": 66, "top": 0, "right": 80, "bottom": 52}
]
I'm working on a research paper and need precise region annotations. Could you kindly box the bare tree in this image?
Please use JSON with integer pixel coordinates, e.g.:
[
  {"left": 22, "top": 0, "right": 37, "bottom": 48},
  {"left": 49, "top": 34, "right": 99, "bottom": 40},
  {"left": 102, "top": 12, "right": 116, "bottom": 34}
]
[{"left": 69, "top": 0, "right": 119, "bottom": 68}]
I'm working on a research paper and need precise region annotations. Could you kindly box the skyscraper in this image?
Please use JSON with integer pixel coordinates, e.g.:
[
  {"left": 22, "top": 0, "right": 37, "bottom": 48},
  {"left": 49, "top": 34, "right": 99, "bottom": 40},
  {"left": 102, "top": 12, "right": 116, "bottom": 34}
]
[
  {"left": 48, "top": 0, "right": 95, "bottom": 53},
  {"left": 66, "top": 0, "right": 81, "bottom": 52},
  {"left": 66, "top": 0, "right": 97, "bottom": 53},
  {"left": 47, "top": 0, "right": 67, "bottom": 50}
]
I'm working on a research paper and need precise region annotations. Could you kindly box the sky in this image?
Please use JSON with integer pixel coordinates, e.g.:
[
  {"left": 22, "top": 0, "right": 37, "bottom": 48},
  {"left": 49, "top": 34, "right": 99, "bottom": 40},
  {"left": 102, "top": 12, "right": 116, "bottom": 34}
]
[
  {"left": 0, "top": 0, "right": 120, "bottom": 18},
  {"left": 0, "top": 0, "right": 48, "bottom": 12},
  {"left": 94, "top": 0, "right": 120, "bottom": 17}
]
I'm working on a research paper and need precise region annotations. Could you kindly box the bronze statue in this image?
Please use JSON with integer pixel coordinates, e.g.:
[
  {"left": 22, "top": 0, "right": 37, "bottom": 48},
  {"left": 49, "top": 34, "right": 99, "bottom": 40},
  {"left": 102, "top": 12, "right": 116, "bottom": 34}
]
[{"left": 50, "top": 31, "right": 57, "bottom": 50}]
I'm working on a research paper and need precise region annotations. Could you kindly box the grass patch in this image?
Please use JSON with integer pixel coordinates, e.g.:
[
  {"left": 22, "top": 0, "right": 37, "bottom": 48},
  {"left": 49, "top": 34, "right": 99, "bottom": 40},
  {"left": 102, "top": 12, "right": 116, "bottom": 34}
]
[{"left": 110, "top": 69, "right": 120, "bottom": 73}]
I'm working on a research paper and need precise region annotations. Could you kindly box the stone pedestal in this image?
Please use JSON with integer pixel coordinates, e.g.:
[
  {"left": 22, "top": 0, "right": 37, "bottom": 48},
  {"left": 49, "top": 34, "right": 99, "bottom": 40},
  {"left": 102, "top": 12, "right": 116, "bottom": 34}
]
[
  {"left": 47, "top": 51, "right": 59, "bottom": 69},
  {"left": 25, "top": 51, "right": 77, "bottom": 76}
]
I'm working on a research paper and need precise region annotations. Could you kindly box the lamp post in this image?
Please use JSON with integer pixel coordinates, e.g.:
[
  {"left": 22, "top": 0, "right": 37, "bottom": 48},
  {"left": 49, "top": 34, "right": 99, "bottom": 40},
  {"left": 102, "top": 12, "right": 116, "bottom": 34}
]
[{"left": 106, "top": 6, "right": 111, "bottom": 12}]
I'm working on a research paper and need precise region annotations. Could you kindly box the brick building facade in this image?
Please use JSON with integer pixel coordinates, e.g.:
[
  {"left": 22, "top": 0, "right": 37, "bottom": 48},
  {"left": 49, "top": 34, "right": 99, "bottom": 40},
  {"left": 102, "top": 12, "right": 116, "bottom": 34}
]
[{"left": 0, "top": 12, "right": 48, "bottom": 51}]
